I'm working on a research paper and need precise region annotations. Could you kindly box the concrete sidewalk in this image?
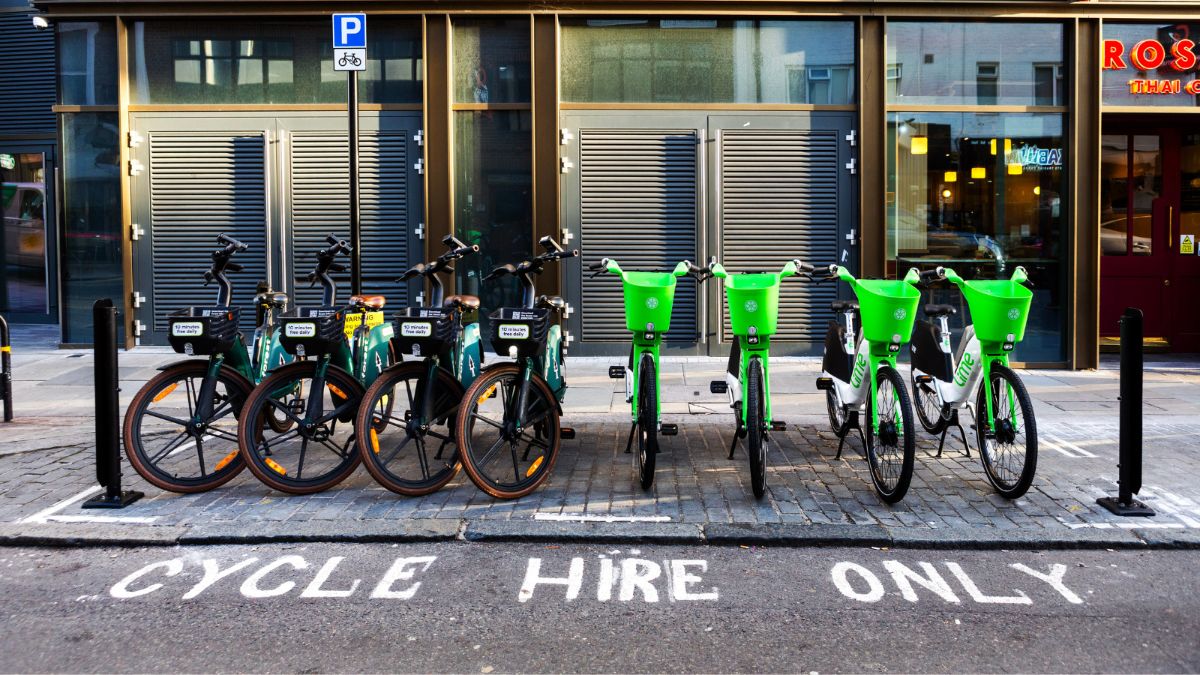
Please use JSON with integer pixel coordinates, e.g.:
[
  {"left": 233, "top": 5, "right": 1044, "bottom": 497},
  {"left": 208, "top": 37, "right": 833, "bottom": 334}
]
[{"left": 1, "top": 324, "right": 1199, "bottom": 549}]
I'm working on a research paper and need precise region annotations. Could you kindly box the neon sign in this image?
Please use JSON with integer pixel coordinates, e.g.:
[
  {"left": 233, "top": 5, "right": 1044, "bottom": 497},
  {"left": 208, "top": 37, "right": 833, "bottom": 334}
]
[
  {"left": 1008, "top": 145, "right": 1062, "bottom": 169},
  {"left": 1103, "top": 24, "right": 1200, "bottom": 97}
]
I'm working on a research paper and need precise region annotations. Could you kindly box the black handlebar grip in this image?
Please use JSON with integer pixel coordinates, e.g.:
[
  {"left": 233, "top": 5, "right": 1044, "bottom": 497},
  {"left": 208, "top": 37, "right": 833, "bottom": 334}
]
[
  {"left": 919, "top": 267, "right": 945, "bottom": 282},
  {"left": 685, "top": 260, "right": 705, "bottom": 275},
  {"left": 794, "top": 259, "right": 815, "bottom": 273},
  {"left": 586, "top": 259, "right": 605, "bottom": 271},
  {"left": 539, "top": 236, "right": 565, "bottom": 254},
  {"left": 216, "top": 233, "right": 248, "bottom": 250}
]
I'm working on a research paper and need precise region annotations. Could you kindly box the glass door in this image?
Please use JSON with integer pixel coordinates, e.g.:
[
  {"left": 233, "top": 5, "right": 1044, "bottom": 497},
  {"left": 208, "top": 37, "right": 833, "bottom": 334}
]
[{"left": 0, "top": 148, "right": 55, "bottom": 322}]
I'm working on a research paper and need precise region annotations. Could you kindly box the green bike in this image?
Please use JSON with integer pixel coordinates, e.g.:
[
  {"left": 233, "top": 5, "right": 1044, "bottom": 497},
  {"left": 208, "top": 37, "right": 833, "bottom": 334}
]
[
  {"left": 708, "top": 257, "right": 814, "bottom": 499},
  {"left": 123, "top": 233, "right": 293, "bottom": 493},
  {"left": 815, "top": 265, "right": 922, "bottom": 503},
  {"left": 236, "top": 234, "right": 394, "bottom": 494},
  {"left": 908, "top": 266, "right": 1038, "bottom": 499},
  {"left": 588, "top": 257, "right": 709, "bottom": 490}
]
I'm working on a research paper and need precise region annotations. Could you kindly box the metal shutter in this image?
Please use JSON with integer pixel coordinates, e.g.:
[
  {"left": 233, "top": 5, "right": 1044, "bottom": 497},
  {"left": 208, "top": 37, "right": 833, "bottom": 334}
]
[
  {"left": 0, "top": 12, "right": 56, "bottom": 135},
  {"left": 148, "top": 132, "right": 268, "bottom": 330},
  {"left": 289, "top": 132, "right": 409, "bottom": 307},
  {"left": 719, "top": 129, "right": 839, "bottom": 342},
  {"left": 579, "top": 129, "right": 697, "bottom": 342}
]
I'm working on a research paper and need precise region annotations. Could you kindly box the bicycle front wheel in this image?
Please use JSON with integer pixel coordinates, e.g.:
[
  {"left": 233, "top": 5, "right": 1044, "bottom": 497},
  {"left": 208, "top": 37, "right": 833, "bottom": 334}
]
[
  {"left": 238, "top": 360, "right": 363, "bottom": 494},
  {"left": 456, "top": 363, "right": 561, "bottom": 499},
  {"left": 357, "top": 362, "right": 464, "bottom": 497},
  {"left": 746, "top": 357, "right": 767, "bottom": 500},
  {"left": 123, "top": 361, "right": 252, "bottom": 493},
  {"left": 635, "top": 355, "right": 658, "bottom": 491},
  {"left": 975, "top": 364, "right": 1038, "bottom": 499},
  {"left": 864, "top": 365, "right": 915, "bottom": 504}
]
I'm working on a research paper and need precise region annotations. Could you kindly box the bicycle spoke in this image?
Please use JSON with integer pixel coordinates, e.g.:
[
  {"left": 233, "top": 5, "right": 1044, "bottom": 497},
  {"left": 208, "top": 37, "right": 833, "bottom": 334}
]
[
  {"left": 476, "top": 435, "right": 507, "bottom": 469},
  {"left": 379, "top": 433, "right": 413, "bottom": 467},
  {"left": 148, "top": 430, "right": 193, "bottom": 465},
  {"left": 510, "top": 443, "right": 521, "bottom": 483},
  {"left": 144, "top": 410, "right": 190, "bottom": 427},
  {"left": 470, "top": 412, "right": 504, "bottom": 431},
  {"left": 194, "top": 435, "right": 208, "bottom": 477},
  {"left": 184, "top": 377, "right": 197, "bottom": 419},
  {"left": 516, "top": 432, "right": 549, "bottom": 450},
  {"left": 415, "top": 437, "right": 431, "bottom": 480},
  {"left": 296, "top": 437, "right": 309, "bottom": 479}
]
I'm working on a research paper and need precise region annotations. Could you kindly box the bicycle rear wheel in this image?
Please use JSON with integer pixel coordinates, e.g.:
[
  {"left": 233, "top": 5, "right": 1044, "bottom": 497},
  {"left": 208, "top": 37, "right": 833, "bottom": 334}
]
[
  {"left": 456, "top": 363, "right": 561, "bottom": 499},
  {"left": 357, "top": 362, "right": 464, "bottom": 496},
  {"left": 911, "top": 370, "right": 948, "bottom": 435},
  {"left": 864, "top": 365, "right": 915, "bottom": 504},
  {"left": 635, "top": 355, "right": 658, "bottom": 491},
  {"left": 238, "top": 360, "right": 363, "bottom": 494},
  {"left": 975, "top": 364, "right": 1038, "bottom": 499},
  {"left": 746, "top": 357, "right": 767, "bottom": 500},
  {"left": 124, "top": 361, "right": 252, "bottom": 493}
]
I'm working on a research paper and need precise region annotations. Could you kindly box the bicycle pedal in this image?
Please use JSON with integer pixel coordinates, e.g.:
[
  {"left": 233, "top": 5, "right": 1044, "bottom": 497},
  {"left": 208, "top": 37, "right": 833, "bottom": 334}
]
[
  {"left": 660, "top": 423, "right": 678, "bottom": 436},
  {"left": 560, "top": 427, "right": 577, "bottom": 440},
  {"left": 815, "top": 377, "right": 834, "bottom": 391},
  {"left": 710, "top": 380, "right": 728, "bottom": 394},
  {"left": 608, "top": 366, "right": 625, "bottom": 379},
  {"left": 771, "top": 421, "right": 787, "bottom": 432}
]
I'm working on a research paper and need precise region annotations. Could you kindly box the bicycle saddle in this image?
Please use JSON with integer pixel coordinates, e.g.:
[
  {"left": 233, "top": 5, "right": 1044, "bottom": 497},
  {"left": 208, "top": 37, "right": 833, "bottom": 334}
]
[
  {"left": 350, "top": 294, "right": 386, "bottom": 310},
  {"left": 443, "top": 294, "right": 480, "bottom": 312},
  {"left": 537, "top": 295, "right": 567, "bottom": 313},
  {"left": 923, "top": 304, "right": 957, "bottom": 317},
  {"left": 255, "top": 291, "right": 289, "bottom": 309},
  {"left": 831, "top": 300, "right": 859, "bottom": 312}
]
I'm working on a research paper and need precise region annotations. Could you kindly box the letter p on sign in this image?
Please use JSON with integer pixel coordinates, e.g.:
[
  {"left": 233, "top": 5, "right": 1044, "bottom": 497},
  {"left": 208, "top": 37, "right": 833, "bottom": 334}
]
[{"left": 333, "top": 14, "right": 367, "bottom": 49}]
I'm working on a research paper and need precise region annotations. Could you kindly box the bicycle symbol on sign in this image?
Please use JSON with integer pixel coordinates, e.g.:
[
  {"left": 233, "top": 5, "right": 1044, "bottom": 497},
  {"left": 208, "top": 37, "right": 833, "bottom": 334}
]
[{"left": 338, "top": 52, "right": 363, "bottom": 68}]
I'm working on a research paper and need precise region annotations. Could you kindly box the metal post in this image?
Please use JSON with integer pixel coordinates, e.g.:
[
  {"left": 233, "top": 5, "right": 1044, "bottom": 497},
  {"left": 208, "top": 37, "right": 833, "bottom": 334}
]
[
  {"left": 348, "top": 69, "right": 362, "bottom": 296},
  {"left": 83, "top": 299, "right": 143, "bottom": 509},
  {"left": 1097, "top": 307, "right": 1154, "bottom": 517},
  {"left": 0, "top": 313, "right": 11, "bottom": 422}
]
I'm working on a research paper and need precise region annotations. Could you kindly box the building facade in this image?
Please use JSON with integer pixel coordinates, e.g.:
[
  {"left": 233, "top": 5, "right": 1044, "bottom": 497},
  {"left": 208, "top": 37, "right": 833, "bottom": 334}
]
[{"left": 19, "top": 0, "right": 1200, "bottom": 366}]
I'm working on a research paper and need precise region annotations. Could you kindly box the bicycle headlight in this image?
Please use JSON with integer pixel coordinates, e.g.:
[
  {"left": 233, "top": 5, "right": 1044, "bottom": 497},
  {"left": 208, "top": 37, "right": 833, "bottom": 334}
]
[
  {"left": 508, "top": 345, "right": 519, "bottom": 358},
  {"left": 646, "top": 322, "right": 655, "bottom": 332},
  {"left": 748, "top": 326, "right": 757, "bottom": 336}
]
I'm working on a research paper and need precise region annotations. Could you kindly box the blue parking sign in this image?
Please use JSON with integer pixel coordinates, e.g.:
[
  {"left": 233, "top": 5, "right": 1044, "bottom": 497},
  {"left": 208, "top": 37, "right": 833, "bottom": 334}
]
[{"left": 332, "top": 13, "right": 367, "bottom": 49}]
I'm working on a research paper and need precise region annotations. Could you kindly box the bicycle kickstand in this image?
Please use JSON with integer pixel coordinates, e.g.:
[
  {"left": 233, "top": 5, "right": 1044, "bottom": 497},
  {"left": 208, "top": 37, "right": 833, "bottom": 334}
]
[
  {"left": 624, "top": 421, "right": 637, "bottom": 454},
  {"left": 727, "top": 423, "right": 741, "bottom": 460}
]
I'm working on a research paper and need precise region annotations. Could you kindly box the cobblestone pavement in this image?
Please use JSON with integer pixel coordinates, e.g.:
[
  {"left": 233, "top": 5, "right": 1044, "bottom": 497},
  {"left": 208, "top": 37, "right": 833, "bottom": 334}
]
[{"left": 2, "top": 325, "right": 1199, "bottom": 547}]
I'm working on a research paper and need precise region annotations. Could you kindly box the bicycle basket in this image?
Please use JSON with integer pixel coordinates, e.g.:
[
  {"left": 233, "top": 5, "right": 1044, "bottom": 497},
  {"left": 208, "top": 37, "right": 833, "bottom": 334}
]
[
  {"left": 167, "top": 307, "right": 241, "bottom": 356},
  {"left": 958, "top": 280, "right": 1033, "bottom": 344},
  {"left": 621, "top": 271, "right": 677, "bottom": 333},
  {"left": 278, "top": 306, "right": 346, "bottom": 356},
  {"left": 724, "top": 273, "right": 782, "bottom": 336},
  {"left": 851, "top": 279, "right": 921, "bottom": 344},
  {"left": 488, "top": 307, "right": 550, "bottom": 358},
  {"left": 391, "top": 306, "right": 458, "bottom": 357}
]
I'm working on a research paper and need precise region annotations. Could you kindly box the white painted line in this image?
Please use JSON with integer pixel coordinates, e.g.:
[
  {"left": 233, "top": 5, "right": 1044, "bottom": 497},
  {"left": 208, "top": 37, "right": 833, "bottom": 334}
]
[
  {"left": 18, "top": 486, "right": 102, "bottom": 524},
  {"left": 533, "top": 513, "right": 672, "bottom": 524},
  {"left": 1047, "top": 435, "right": 1098, "bottom": 458},
  {"left": 1041, "top": 440, "right": 1076, "bottom": 458},
  {"left": 46, "top": 515, "right": 159, "bottom": 525}
]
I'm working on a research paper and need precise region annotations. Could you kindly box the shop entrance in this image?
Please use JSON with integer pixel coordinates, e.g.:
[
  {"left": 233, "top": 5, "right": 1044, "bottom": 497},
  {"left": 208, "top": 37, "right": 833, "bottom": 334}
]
[
  {"left": 0, "top": 144, "right": 56, "bottom": 323},
  {"left": 129, "top": 112, "right": 423, "bottom": 345},
  {"left": 560, "top": 111, "right": 858, "bottom": 356},
  {"left": 1100, "top": 122, "right": 1200, "bottom": 352}
]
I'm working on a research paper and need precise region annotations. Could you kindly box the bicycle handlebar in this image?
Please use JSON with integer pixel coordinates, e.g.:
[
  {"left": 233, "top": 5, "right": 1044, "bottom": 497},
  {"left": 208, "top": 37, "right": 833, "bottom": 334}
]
[{"left": 919, "top": 266, "right": 945, "bottom": 283}]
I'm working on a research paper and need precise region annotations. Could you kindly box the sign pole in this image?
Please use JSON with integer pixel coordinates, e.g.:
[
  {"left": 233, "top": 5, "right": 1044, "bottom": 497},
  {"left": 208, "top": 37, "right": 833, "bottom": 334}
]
[{"left": 349, "top": 68, "right": 362, "bottom": 296}]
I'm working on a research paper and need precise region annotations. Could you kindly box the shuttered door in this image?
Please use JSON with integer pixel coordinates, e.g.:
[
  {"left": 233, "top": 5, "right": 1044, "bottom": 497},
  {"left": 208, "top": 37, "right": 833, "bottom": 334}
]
[
  {"left": 579, "top": 130, "right": 697, "bottom": 342},
  {"left": 148, "top": 133, "right": 268, "bottom": 330},
  {"left": 0, "top": 12, "right": 55, "bottom": 135},
  {"left": 720, "top": 129, "right": 839, "bottom": 342},
  {"left": 289, "top": 132, "right": 409, "bottom": 307}
]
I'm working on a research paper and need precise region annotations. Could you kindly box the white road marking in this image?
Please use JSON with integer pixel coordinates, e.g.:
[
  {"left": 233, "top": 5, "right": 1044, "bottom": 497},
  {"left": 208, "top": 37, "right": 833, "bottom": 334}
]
[
  {"left": 1046, "top": 435, "right": 1098, "bottom": 458},
  {"left": 17, "top": 486, "right": 101, "bottom": 524},
  {"left": 45, "top": 515, "right": 159, "bottom": 524},
  {"left": 534, "top": 513, "right": 671, "bottom": 523}
]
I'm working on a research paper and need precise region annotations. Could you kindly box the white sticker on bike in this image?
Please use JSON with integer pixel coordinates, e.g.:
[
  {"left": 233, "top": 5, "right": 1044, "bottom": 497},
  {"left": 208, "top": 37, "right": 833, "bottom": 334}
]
[
  {"left": 499, "top": 324, "right": 530, "bottom": 340},
  {"left": 401, "top": 322, "right": 433, "bottom": 338},
  {"left": 285, "top": 322, "right": 317, "bottom": 338},
  {"left": 171, "top": 321, "right": 204, "bottom": 337}
]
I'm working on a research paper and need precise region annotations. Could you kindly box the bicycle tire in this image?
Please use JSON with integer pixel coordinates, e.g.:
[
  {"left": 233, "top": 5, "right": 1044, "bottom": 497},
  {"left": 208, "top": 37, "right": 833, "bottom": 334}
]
[
  {"left": 746, "top": 357, "right": 767, "bottom": 500},
  {"left": 238, "top": 360, "right": 363, "bottom": 494},
  {"left": 356, "top": 362, "right": 465, "bottom": 497},
  {"left": 124, "top": 360, "right": 253, "bottom": 493},
  {"left": 635, "top": 354, "right": 657, "bottom": 491},
  {"left": 456, "top": 363, "right": 561, "bottom": 499},
  {"left": 864, "top": 365, "right": 915, "bottom": 504},
  {"left": 911, "top": 370, "right": 948, "bottom": 435},
  {"left": 826, "top": 387, "right": 848, "bottom": 437},
  {"left": 975, "top": 364, "right": 1038, "bottom": 499}
]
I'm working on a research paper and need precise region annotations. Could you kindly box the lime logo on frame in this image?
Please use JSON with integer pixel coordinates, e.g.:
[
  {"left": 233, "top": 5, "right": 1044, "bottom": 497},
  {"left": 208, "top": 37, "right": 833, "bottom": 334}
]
[
  {"left": 645, "top": 297, "right": 659, "bottom": 310},
  {"left": 744, "top": 300, "right": 758, "bottom": 313},
  {"left": 1008, "top": 308, "right": 1021, "bottom": 320},
  {"left": 893, "top": 308, "right": 907, "bottom": 321}
]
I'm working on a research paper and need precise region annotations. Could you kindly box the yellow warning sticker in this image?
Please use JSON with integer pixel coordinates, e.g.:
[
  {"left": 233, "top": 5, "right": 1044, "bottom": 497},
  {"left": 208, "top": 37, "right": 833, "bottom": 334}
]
[
  {"left": 343, "top": 310, "right": 386, "bottom": 339},
  {"left": 1182, "top": 234, "right": 1195, "bottom": 255}
]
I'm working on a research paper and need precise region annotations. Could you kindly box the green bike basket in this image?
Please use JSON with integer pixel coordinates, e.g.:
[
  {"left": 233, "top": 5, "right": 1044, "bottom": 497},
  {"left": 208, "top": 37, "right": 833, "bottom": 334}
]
[
  {"left": 958, "top": 280, "right": 1033, "bottom": 344},
  {"left": 724, "top": 273, "right": 782, "bottom": 336},
  {"left": 851, "top": 279, "right": 921, "bottom": 344},
  {"left": 621, "top": 271, "right": 677, "bottom": 332}
]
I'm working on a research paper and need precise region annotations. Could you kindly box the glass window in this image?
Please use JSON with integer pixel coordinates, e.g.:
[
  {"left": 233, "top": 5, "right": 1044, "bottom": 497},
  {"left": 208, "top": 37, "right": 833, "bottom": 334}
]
[
  {"left": 60, "top": 113, "right": 123, "bottom": 344},
  {"left": 130, "top": 19, "right": 421, "bottom": 104},
  {"left": 1102, "top": 23, "right": 1200, "bottom": 108},
  {"left": 561, "top": 19, "right": 855, "bottom": 104},
  {"left": 58, "top": 21, "right": 118, "bottom": 105},
  {"left": 886, "top": 22, "right": 1065, "bottom": 106},
  {"left": 0, "top": 152, "right": 48, "bottom": 314},
  {"left": 886, "top": 113, "right": 1067, "bottom": 362},
  {"left": 453, "top": 18, "right": 531, "bottom": 103}
]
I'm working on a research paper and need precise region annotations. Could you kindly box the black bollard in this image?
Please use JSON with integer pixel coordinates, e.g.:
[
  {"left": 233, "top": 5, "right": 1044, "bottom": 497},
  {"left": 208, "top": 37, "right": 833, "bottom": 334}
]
[
  {"left": 0, "top": 313, "right": 11, "bottom": 422},
  {"left": 1097, "top": 307, "right": 1154, "bottom": 517},
  {"left": 83, "top": 299, "right": 143, "bottom": 509}
]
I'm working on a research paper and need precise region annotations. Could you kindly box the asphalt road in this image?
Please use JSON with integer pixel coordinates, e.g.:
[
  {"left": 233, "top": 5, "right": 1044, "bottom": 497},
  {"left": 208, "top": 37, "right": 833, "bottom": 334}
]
[{"left": 0, "top": 542, "right": 1196, "bottom": 673}]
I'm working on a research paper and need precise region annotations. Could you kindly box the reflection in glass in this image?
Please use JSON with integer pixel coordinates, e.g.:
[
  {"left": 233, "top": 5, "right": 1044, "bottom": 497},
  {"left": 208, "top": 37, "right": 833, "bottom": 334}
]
[
  {"left": 1130, "top": 136, "right": 1160, "bottom": 257},
  {"left": 453, "top": 111, "right": 532, "bottom": 327},
  {"left": 562, "top": 19, "right": 856, "bottom": 104},
  {"left": 453, "top": 19, "right": 531, "bottom": 104},
  {"left": 1100, "top": 134, "right": 1130, "bottom": 256},
  {"left": 886, "top": 113, "right": 1067, "bottom": 361},
  {"left": 58, "top": 21, "right": 118, "bottom": 105},
  {"left": 886, "top": 22, "right": 1064, "bottom": 106},
  {"left": 1102, "top": 23, "right": 1200, "bottom": 108},
  {"left": 130, "top": 20, "right": 421, "bottom": 104},
  {"left": 1182, "top": 133, "right": 1200, "bottom": 244},
  {"left": 60, "top": 113, "right": 123, "bottom": 343},
  {"left": 0, "top": 152, "right": 48, "bottom": 314}
]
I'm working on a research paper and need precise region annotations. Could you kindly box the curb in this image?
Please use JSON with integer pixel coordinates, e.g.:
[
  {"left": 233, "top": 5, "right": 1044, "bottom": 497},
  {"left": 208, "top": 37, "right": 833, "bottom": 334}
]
[{"left": 2, "top": 519, "right": 1197, "bottom": 549}]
